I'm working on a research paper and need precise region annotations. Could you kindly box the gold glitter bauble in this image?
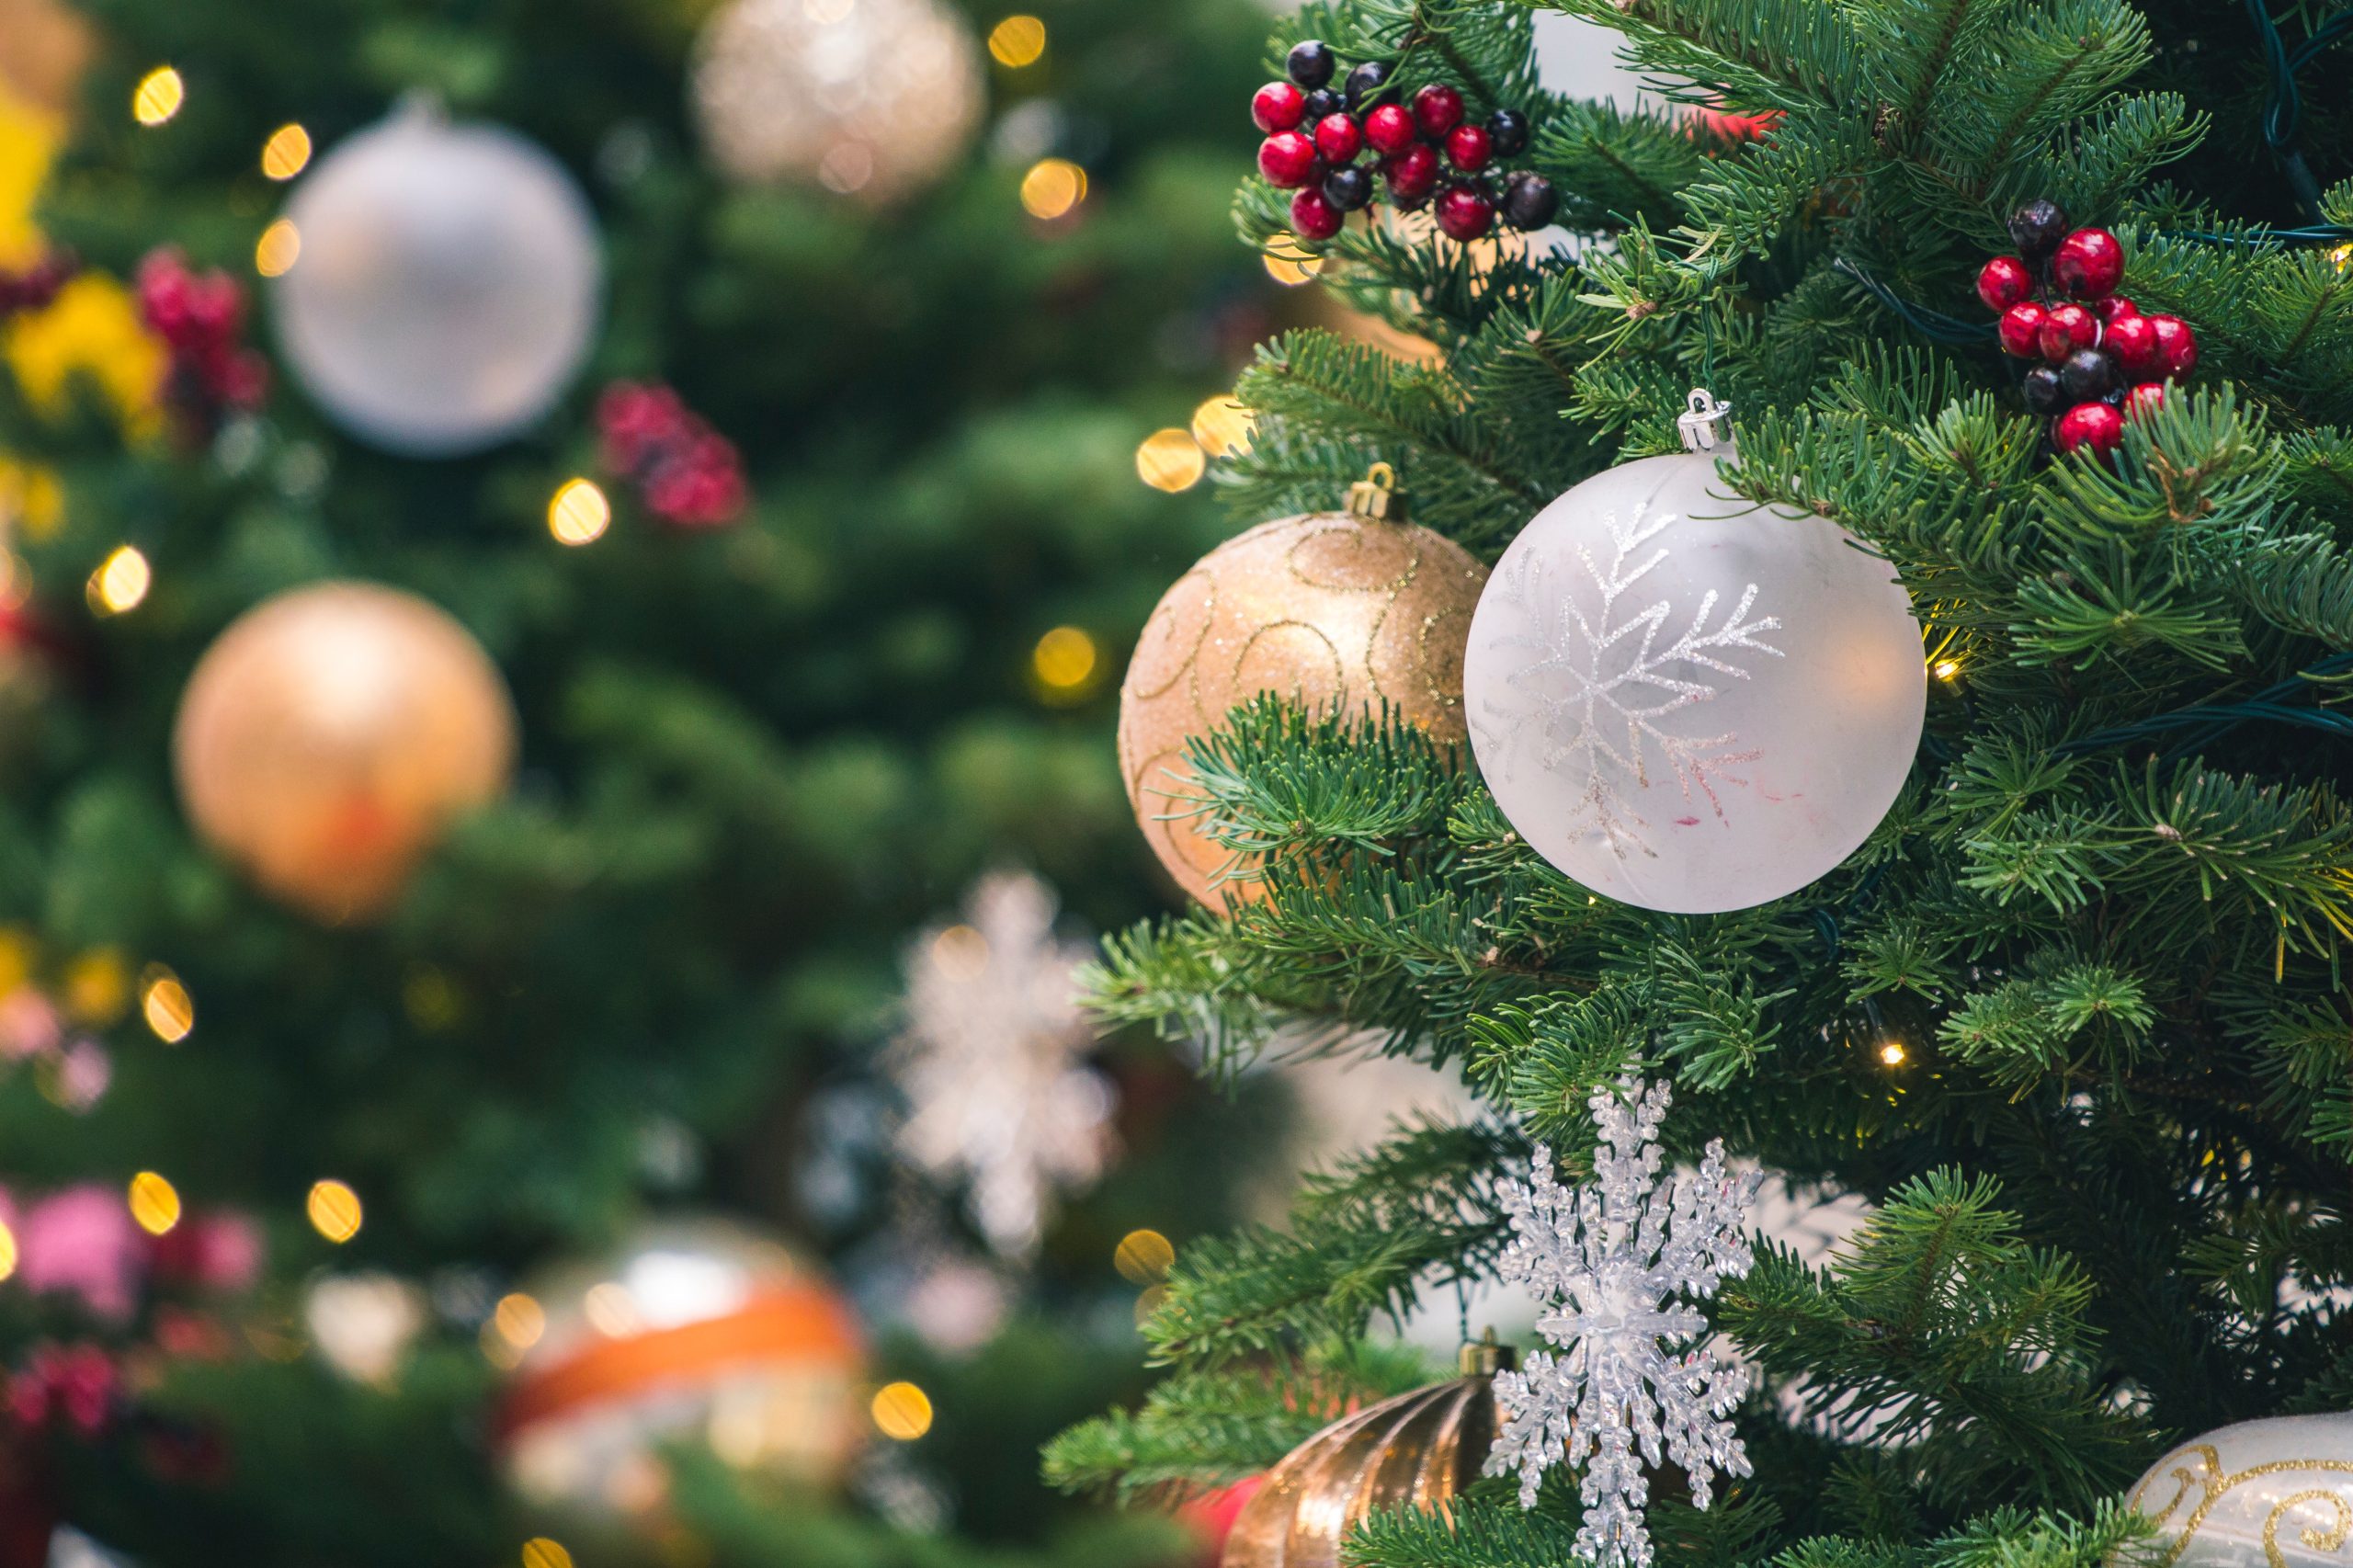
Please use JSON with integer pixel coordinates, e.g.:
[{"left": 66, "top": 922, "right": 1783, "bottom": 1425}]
[
  {"left": 1222, "top": 1344, "right": 1508, "bottom": 1568},
  {"left": 689, "top": 0, "right": 983, "bottom": 204},
  {"left": 1117, "top": 477, "right": 1487, "bottom": 906},
  {"left": 172, "top": 582, "right": 517, "bottom": 925}
]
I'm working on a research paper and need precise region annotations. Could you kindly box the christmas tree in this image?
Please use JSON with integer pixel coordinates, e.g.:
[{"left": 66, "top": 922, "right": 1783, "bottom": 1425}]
[
  {"left": 0, "top": 0, "right": 1294, "bottom": 1560},
  {"left": 1050, "top": 4, "right": 2353, "bottom": 1568}
]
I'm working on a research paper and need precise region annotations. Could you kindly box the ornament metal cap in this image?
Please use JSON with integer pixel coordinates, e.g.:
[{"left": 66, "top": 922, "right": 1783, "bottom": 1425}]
[
  {"left": 1459, "top": 1327, "right": 1518, "bottom": 1376},
  {"left": 1677, "top": 388, "right": 1735, "bottom": 456},
  {"left": 1346, "top": 461, "right": 1404, "bottom": 522}
]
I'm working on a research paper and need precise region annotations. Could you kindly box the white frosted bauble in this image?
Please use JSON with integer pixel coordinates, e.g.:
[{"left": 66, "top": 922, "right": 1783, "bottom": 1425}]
[
  {"left": 2130, "top": 1415, "right": 2353, "bottom": 1568},
  {"left": 1463, "top": 447, "right": 1924, "bottom": 913},
  {"left": 271, "top": 108, "right": 602, "bottom": 456},
  {"left": 690, "top": 0, "right": 983, "bottom": 203}
]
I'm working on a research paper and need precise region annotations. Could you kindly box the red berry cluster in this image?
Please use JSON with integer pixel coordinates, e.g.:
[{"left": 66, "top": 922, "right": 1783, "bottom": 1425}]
[
  {"left": 1976, "top": 199, "right": 2197, "bottom": 461},
  {"left": 1252, "top": 39, "right": 1558, "bottom": 244},
  {"left": 6, "top": 1342, "right": 118, "bottom": 1437},
  {"left": 596, "top": 381, "right": 749, "bottom": 530},
  {"left": 0, "top": 249, "right": 77, "bottom": 320},
  {"left": 134, "top": 248, "right": 267, "bottom": 440}
]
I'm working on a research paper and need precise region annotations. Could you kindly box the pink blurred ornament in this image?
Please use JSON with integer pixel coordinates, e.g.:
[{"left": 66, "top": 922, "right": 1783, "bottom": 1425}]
[
  {"left": 0, "top": 991, "right": 61, "bottom": 1062},
  {"left": 17, "top": 1187, "right": 144, "bottom": 1322},
  {"left": 6, "top": 1343, "right": 119, "bottom": 1436},
  {"left": 149, "top": 1210, "right": 263, "bottom": 1294},
  {"left": 596, "top": 379, "right": 750, "bottom": 529},
  {"left": 48, "top": 1040, "right": 109, "bottom": 1113}
]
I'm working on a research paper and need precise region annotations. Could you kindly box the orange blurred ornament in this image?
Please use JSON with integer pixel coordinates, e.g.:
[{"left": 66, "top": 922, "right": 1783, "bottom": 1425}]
[
  {"left": 1690, "top": 102, "right": 1782, "bottom": 142},
  {"left": 171, "top": 582, "right": 515, "bottom": 924},
  {"left": 1116, "top": 468, "right": 1485, "bottom": 906},
  {"left": 493, "top": 1217, "right": 866, "bottom": 1526}
]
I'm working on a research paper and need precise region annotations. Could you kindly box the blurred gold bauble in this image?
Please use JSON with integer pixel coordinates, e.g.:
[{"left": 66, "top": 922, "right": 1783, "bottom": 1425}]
[
  {"left": 494, "top": 1216, "right": 867, "bottom": 1528},
  {"left": 689, "top": 0, "right": 983, "bottom": 204},
  {"left": 1222, "top": 1343, "right": 1509, "bottom": 1568},
  {"left": 1117, "top": 471, "right": 1487, "bottom": 906},
  {"left": 171, "top": 582, "right": 516, "bottom": 924}
]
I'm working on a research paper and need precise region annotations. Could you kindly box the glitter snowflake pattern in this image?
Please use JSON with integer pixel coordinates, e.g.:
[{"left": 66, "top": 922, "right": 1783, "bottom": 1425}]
[
  {"left": 1485, "top": 1076, "right": 1762, "bottom": 1568},
  {"left": 1470, "top": 500, "right": 1781, "bottom": 859},
  {"left": 891, "top": 871, "right": 1117, "bottom": 1260}
]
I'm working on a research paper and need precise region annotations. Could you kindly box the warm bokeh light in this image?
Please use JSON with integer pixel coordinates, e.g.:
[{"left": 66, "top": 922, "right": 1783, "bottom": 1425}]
[
  {"left": 1132, "top": 1282, "right": 1168, "bottom": 1327},
  {"left": 308, "top": 1179, "right": 363, "bottom": 1243},
  {"left": 141, "top": 968, "right": 195, "bottom": 1043},
  {"left": 129, "top": 1172, "right": 182, "bottom": 1235},
  {"left": 1932, "top": 658, "right": 1961, "bottom": 681},
  {"left": 261, "top": 122, "right": 313, "bottom": 180},
  {"left": 1135, "top": 427, "right": 1206, "bottom": 493},
  {"left": 494, "top": 1291, "right": 547, "bottom": 1349},
  {"left": 1030, "top": 625, "right": 1098, "bottom": 695},
  {"left": 548, "top": 478, "right": 611, "bottom": 546},
  {"left": 987, "top": 14, "right": 1047, "bottom": 66},
  {"left": 930, "top": 923, "right": 989, "bottom": 982},
  {"left": 0, "top": 1220, "right": 17, "bottom": 1282},
  {"left": 1020, "top": 157, "right": 1087, "bottom": 221},
  {"left": 1190, "top": 395, "right": 1255, "bottom": 458},
  {"left": 1879, "top": 1040, "right": 1908, "bottom": 1067},
  {"left": 584, "top": 1280, "right": 642, "bottom": 1337},
  {"left": 871, "top": 1381, "right": 934, "bottom": 1439},
  {"left": 255, "top": 219, "right": 301, "bottom": 278},
  {"left": 521, "top": 1540, "right": 574, "bottom": 1568},
  {"left": 132, "top": 66, "right": 184, "bottom": 127},
  {"left": 1114, "top": 1227, "right": 1175, "bottom": 1284},
  {"left": 1262, "top": 236, "right": 1324, "bottom": 286},
  {"left": 87, "top": 545, "right": 151, "bottom": 616},
  {"left": 63, "top": 948, "right": 130, "bottom": 1023},
  {"left": 480, "top": 1319, "right": 526, "bottom": 1370}
]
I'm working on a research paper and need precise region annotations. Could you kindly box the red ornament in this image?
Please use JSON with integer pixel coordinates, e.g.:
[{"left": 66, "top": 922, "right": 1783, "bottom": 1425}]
[
  {"left": 1313, "top": 114, "right": 1363, "bottom": 165},
  {"left": 2052, "top": 228, "right": 2125, "bottom": 299},
  {"left": 134, "top": 247, "right": 268, "bottom": 438},
  {"left": 1689, "top": 102, "right": 1783, "bottom": 141},
  {"left": 2148, "top": 314, "right": 2199, "bottom": 377},
  {"left": 1434, "top": 184, "right": 1495, "bottom": 241},
  {"left": 1382, "top": 143, "right": 1440, "bottom": 200},
  {"left": 2105, "top": 313, "right": 2164, "bottom": 379},
  {"left": 1975, "top": 256, "right": 2031, "bottom": 312},
  {"left": 1445, "top": 123, "right": 1493, "bottom": 171},
  {"left": 1253, "top": 82, "right": 1306, "bottom": 133},
  {"left": 2038, "top": 301, "right": 2098, "bottom": 362},
  {"left": 1365, "top": 103, "right": 1417, "bottom": 154},
  {"left": 1182, "top": 1476, "right": 1267, "bottom": 1565},
  {"left": 597, "top": 381, "right": 751, "bottom": 529},
  {"left": 2054, "top": 401, "right": 2123, "bottom": 458},
  {"left": 2124, "top": 381, "right": 2167, "bottom": 420},
  {"left": 2094, "top": 295, "right": 2139, "bottom": 324},
  {"left": 1412, "top": 84, "right": 1465, "bottom": 138},
  {"left": 1257, "top": 131, "right": 1319, "bottom": 188},
  {"left": 1290, "top": 187, "right": 1345, "bottom": 241},
  {"left": 1997, "top": 301, "right": 2048, "bottom": 358}
]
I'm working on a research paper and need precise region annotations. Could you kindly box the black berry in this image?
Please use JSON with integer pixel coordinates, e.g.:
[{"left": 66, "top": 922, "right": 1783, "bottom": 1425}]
[
  {"left": 1300, "top": 88, "right": 1343, "bottom": 124},
  {"left": 2021, "top": 364, "right": 2063, "bottom": 414},
  {"left": 1501, "top": 171, "right": 1560, "bottom": 231},
  {"left": 1487, "top": 108, "right": 1530, "bottom": 157},
  {"left": 1343, "top": 59, "right": 1393, "bottom": 109},
  {"left": 2007, "top": 199, "right": 2069, "bottom": 264},
  {"left": 2060, "top": 347, "right": 2116, "bottom": 402},
  {"left": 1323, "top": 165, "right": 1375, "bottom": 211},
  {"left": 1287, "top": 40, "right": 1336, "bottom": 88}
]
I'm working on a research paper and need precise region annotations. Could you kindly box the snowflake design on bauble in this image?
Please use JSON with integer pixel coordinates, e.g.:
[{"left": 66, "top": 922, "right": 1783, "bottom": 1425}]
[
  {"left": 1470, "top": 500, "right": 1781, "bottom": 859},
  {"left": 1485, "top": 1075, "right": 1761, "bottom": 1568},
  {"left": 891, "top": 871, "right": 1116, "bottom": 1260}
]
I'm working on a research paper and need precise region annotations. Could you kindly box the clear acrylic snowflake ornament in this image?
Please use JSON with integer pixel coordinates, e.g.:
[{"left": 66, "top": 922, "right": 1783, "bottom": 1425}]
[{"left": 1485, "top": 1075, "right": 1763, "bottom": 1568}]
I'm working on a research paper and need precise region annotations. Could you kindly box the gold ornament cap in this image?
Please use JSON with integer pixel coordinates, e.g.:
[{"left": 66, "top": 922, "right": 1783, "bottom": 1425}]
[
  {"left": 1458, "top": 1327, "right": 1518, "bottom": 1376},
  {"left": 1345, "top": 462, "right": 1404, "bottom": 523}
]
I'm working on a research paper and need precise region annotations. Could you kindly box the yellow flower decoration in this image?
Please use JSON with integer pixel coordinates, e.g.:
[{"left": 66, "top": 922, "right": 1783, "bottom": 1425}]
[
  {"left": 0, "top": 458, "right": 63, "bottom": 541},
  {"left": 0, "top": 88, "right": 59, "bottom": 270},
  {"left": 6, "top": 274, "right": 165, "bottom": 433}
]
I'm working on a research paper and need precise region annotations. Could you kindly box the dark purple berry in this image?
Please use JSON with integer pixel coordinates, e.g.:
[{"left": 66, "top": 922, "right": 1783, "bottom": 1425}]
[
  {"left": 2007, "top": 199, "right": 2069, "bottom": 264},
  {"left": 1323, "top": 165, "right": 1374, "bottom": 211},
  {"left": 1487, "top": 108, "right": 1530, "bottom": 157},
  {"left": 1300, "top": 88, "right": 1343, "bottom": 124},
  {"left": 2060, "top": 347, "right": 2116, "bottom": 402},
  {"left": 1287, "top": 40, "right": 1336, "bottom": 88},
  {"left": 1343, "top": 58, "right": 1392, "bottom": 109},
  {"left": 2021, "top": 363, "right": 2063, "bottom": 414},
  {"left": 1501, "top": 170, "right": 1560, "bottom": 231}
]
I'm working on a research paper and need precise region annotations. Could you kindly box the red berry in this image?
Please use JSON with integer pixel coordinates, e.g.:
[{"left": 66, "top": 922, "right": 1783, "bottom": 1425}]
[
  {"left": 1290, "top": 187, "right": 1345, "bottom": 241},
  {"left": 1997, "top": 301, "right": 2048, "bottom": 358},
  {"left": 2124, "top": 381, "right": 2166, "bottom": 421},
  {"left": 2147, "top": 314, "right": 2198, "bottom": 377},
  {"left": 1975, "top": 256, "right": 2031, "bottom": 313},
  {"left": 1364, "top": 103, "right": 1417, "bottom": 155},
  {"left": 1253, "top": 82, "right": 1306, "bottom": 133},
  {"left": 2105, "top": 313, "right": 2164, "bottom": 379},
  {"left": 2038, "top": 301, "right": 2098, "bottom": 362},
  {"left": 1412, "top": 84, "right": 1464, "bottom": 138},
  {"left": 1382, "top": 143, "right": 1440, "bottom": 200},
  {"left": 2094, "top": 295, "right": 2138, "bottom": 324},
  {"left": 1434, "top": 184, "right": 1495, "bottom": 242},
  {"left": 1258, "top": 131, "right": 1319, "bottom": 188},
  {"left": 1313, "top": 114, "right": 1363, "bottom": 165},
  {"left": 2052, "top": 228, "right": 2125, "bottom": 299},
  {"left": 1445, "top": 123, "right": 1493, "bottom": 171},
  {"left": 2054, "top": 401, "right": 2124, "bottom": 459}
]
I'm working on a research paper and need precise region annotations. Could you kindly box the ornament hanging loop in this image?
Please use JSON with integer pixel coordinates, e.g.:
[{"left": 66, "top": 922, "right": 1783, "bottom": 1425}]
[
  {"left": 1347, "top": 461, "right": 1405, "bottom": 522},
  {"left": 1677, "top": 389, "right": 1735, "bottom": 458},
  {"left": 1459, "top": 1326, "right": 1518, "bottom": 1376}
]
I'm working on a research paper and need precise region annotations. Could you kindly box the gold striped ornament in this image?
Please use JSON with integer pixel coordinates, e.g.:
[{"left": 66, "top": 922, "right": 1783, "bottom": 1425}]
[{"left": 1221, "top": 1339, "right": 1511, "bottom": 1568}]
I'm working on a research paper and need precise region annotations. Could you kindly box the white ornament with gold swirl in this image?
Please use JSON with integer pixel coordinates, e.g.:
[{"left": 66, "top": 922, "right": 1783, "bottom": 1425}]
[{"left": 2130, "top": 1415, "right": 2353, "bottom": 1568}]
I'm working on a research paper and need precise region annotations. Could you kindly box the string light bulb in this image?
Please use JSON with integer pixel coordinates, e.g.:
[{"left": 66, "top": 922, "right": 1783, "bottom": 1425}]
[
  {"left": 129, "top": 1172, "right": 182, "bottom": 1234},
  {"left": 1020, "top": 157, "right": 1087, "bottom": 221},
  {"left": 307, "top": 1179, "right": 363, "bottom": 1243},
  {"left": 261, "top": 123, "right": 313, "bottom": 180},
  {"left": 987, "top": 14, "right": 1047, "bottom": 66},
  {"left": 871, "top": 1381, "right": 934, "bottom": 1439},
  {"left": 1190, "top": 396, "right": 1255, "bottom": 458},
  {"left": 521, "top": 1540, "right": 574, "bottom": 1568},
  {"left": 87, "top": 546, "right": 151, "bottom": 616},
  {"left": 0, "top": 1219, "right": 17, "bottom": 1281},
  {"left": 1114, "top": 1227, "right": 1175, "bottom": 1284},
  {"left": 1134, "top": 427, "right": 1205, "bottom": 493},
  {"left": 1030, "top": 625, "right": 1099, "bottom": 699},
  {"left": 547, "top": 478, "right": 610, "bottom": 546},
  {"left": 141, "top": 967, "right": 195, "bottom": 1043},
  {"left": 256, "top": 220, "right": 301, "bottom": 278},
  {"left": 1878, "top": 1040, "right": 1908, "bottom": 1067},
  {"left": 132, "top": 66, "right": 184, "bottom": 127}
]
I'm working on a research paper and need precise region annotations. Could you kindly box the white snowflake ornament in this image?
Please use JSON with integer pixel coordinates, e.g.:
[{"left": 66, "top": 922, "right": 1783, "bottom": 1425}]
[
  {"left": 1461, "top": 391, "right": 1925, "bottom": 914},
  {"left": 1485, "top": 1075, "right": 1763, "bottom": 1568}
]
